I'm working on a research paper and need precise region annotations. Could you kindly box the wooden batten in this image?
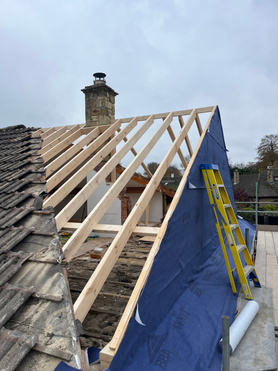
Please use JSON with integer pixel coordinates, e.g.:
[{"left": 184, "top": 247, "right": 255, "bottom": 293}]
[
  {"left": 62, "top": 222, "right": 159, "bottom": 236},
  {"left": 119, "top": 106, "right": 214, "bottom": 124}
]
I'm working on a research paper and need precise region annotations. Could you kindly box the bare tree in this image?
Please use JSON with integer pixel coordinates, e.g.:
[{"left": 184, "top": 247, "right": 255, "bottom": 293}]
[{"left": 257, "top": 134, "right": 278, "bottom": 168}]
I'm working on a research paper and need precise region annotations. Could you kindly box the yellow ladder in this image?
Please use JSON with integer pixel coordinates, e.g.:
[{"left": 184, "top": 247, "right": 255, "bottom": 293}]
[{"left": 200, "top": 163, "right": 261, "bottom": 300}]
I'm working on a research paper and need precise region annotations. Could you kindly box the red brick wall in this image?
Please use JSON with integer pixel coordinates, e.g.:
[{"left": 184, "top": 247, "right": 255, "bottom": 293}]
[{"left": 118, "top": 194, "right": 132, "bottom": 224}]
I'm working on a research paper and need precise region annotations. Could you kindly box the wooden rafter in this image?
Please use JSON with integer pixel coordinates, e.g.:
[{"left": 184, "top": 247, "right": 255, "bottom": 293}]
[
  {"left": 32, "top": 128, "right": 44, "bottom": 138},
  {"left": 72, "top": 110, "right": 197, "bottom": 322},
  {"left": 38, "top": 105, "right": 216, "bottom": 368},
  {"left": 116, "top": 128, "right": 153, "bottom": 178},
  {"left": 195, "top": 113, "right": 203, "bottom": 136},
  {"left": 42, "top": 126, "right": 67, "bottom": 147},
  {"left": 62, "top": 113, "right": 173, "bottom": 262},
  {"left": 47, "top": 117, "right": 140, "bottom": 221},
  {"left": 166, "top": 123, "right": 188, "bottom": 168},
  {"left": 54, "top": 114, "right": 170, "bottom": 230},
  {"left": 178, "top": 116, "right": 193, "bottom": 156},
  {"left": 45, "top": 127, "right": 100, "bottom": 178},
  {"left": 103, "top": 106, "right": 217, "bottom": 359},
  {"left": 41, "top": 127, "right": 55, "bottom": 140},
  {"left": 44, "top": 119, "right": 122, "bottom": 197},
  {"left": 40, "top": 125, "right": 82, "bottom": 160}
]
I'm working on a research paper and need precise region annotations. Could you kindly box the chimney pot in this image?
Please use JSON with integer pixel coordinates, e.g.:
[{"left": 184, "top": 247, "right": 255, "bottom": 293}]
[{"left": 93, "top": 72, "right": 106, "bottom": 85}]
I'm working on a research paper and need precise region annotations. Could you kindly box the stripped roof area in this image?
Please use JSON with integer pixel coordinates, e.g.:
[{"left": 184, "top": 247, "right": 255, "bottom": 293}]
[
  {"left": 37, "top": 106, "right": 217, "bottom": 367},
  {"left": 0, "top": 125, "right": 81, "bottom": 370}
]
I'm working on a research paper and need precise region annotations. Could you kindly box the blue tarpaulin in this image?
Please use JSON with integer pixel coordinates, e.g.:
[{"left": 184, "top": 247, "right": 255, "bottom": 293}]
[{"left": 109, "top": 107, "right": 256, "bottom": 371}]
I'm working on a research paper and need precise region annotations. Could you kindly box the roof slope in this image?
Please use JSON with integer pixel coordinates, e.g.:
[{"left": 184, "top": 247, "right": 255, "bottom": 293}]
[
  {"left": 258, "top": 169, "right": 278, "bottom": 198},
  {"left": 0, "top": 125, "right": 81, "bottom": 370},
  {"left": 233, "top": 170, "right": 278, "bottom": 200},
  {"left": 233, "top": 173, "right": 259, "bottom": 198},
  {"left": 35, "top": 106, "right": 217, "bottom": 368}
]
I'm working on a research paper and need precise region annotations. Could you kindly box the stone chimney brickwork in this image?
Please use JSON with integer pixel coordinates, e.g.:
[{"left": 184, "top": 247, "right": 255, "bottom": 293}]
[
  {"left": 82, "top": 73, "right": 118, "bottom": 127},
  {"left": 233, "top": 169, "right": 239, "bottom": 184},
  {"left": 267, "top": 167, "right": 274, "bottom": 183}
]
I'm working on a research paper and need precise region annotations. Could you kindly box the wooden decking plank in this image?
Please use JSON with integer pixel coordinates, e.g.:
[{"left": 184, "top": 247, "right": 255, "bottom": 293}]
[
  {"left": 265, "top": 231, "right": 275, "bottom": 255},
  {"left": 273, "top": 232, "right": 278, "bottom": 256}
]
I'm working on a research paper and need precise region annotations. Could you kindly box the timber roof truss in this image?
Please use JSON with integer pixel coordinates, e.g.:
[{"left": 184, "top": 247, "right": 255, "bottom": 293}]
[{"left": 37, "top": 105, "right": 217, "bottom": 367}]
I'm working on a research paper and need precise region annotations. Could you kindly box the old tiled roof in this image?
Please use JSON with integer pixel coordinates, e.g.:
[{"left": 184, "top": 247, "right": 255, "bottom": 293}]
[
  {"left": 0, "top": 125, "right": 81, "bottom": 370},
  {"left": 233, "top": 170, "right": 278, "bottom": 200},
  {"left": 233, "top": 173, "right": 259, "bottom": 198},
  {"left": 258, "top": 169, "right": 278, "bottom": 199}
]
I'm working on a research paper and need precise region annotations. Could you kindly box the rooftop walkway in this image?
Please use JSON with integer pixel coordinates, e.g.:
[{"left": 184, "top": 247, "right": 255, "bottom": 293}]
[
  {"left": 255, "top": 229, "right": 278, "bottom": 368},
  {"left": 256, "top": 229, "right": 278, "bottom": 327},
  {"left": 226, "top": 228, "right": 278, "bottom": 370}
]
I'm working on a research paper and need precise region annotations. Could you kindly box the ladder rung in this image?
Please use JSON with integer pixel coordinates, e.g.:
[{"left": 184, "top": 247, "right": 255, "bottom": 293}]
[
  {"left": 237, "top": 244, "right": 246, "bottom": 254},
  {"left": 243, "top": 265, "right": 254, "bottom": 277},
  {"left": 230, "top": 224, "right": 239, "bottom": 230},
  {"left": 224, "top": 204, "right": 231, "bottom": 209},
  {"left": 217, "top": 184, "right": 224, "bottom": 188}
]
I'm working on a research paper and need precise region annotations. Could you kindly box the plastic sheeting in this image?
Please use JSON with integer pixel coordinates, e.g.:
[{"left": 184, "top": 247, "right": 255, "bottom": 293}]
[{"left": 109, "top": 107, "right": 257, "bottom": 371}]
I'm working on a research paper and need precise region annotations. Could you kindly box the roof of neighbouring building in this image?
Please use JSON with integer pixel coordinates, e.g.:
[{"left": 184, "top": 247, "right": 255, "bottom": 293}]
[
  {"left": 233, "top": 173, "right": 259, "bottom": 198},
  {"left": 233, "top": 169, "right": 278, "bottom": 200},
  {"left": 258, "top": 169, "right": 278, "bottom": 199}
]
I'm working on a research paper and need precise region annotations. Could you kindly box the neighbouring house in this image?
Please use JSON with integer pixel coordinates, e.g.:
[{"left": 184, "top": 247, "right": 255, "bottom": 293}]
[
  {"left": 258, "top": 168, "right": 278, "bottom": 203},
  {"left": 233, "top": 168, "right": 278, "bottom": 225},
  {"left": 233, "top": 168, "right": 278, "bottom": 203}
]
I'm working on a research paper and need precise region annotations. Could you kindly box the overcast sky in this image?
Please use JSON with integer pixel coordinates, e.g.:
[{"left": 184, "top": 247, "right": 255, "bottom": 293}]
[{"left": 0, "top": 0, "right": 277, "bottom": 166}]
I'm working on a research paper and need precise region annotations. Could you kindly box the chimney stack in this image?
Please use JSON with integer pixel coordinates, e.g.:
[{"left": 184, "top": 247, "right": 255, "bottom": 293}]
[
  {"left": 233, "top": 169, "right": 239, "bottom": 184},
  {"left": 267, "top": 166, "right": 274, "bottom": 183},
  {"left": 82, "top": 73, "right": 118, "bottom": 127}
]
